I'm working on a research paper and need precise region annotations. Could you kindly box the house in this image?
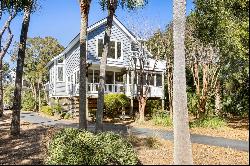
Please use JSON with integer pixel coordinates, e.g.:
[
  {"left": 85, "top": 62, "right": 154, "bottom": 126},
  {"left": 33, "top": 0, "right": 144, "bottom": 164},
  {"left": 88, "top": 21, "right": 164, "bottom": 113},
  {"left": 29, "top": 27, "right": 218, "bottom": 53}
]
[
  {"left": 45, "top": 16, "right": 166, "bottom": 112},
  {"left": 3, "top": 69, "right": 16, "bottom": 85}
]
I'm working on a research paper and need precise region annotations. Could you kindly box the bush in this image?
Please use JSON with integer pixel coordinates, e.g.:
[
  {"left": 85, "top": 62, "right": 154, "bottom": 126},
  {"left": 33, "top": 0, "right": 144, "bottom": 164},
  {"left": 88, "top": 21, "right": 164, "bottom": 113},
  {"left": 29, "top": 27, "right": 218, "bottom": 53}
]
[
  {"left": 104, "top": 94, "right": 129, "bottom": 117},
  {"left": 46, "top": 128, "right": 138, "bottom": 165},
  {"left": 22, "top": 91, "right": 36, "bottom": 111},
  {"left": 41, "top": 106, "right": 54, "bottom": 116},
  {"left": 52, "top": 102, "right": 63, "bottom": 115},
  {"left": 190, "top": 116, "right": 227, "bottom": 129},
  {"left": 146, "top": 100, "right": 162, "bottom": 117},
  {"left": 151, "top": 113, "right": 172, "bottom": 127}
]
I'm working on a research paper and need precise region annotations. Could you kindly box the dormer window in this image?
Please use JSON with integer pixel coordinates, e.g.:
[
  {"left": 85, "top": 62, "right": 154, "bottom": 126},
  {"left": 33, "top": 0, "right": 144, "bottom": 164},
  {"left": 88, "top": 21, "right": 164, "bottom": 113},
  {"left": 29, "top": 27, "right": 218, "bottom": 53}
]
[{"left": 97, "top": 39, "right": 122, "bottom": 59}]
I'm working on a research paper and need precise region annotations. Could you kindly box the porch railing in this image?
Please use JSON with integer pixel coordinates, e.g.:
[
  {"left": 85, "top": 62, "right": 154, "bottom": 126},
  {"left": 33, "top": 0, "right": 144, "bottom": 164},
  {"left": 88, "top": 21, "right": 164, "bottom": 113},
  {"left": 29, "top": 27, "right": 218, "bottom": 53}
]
[{"left": 67, "top": 83, "right": 125, "bottom": 95}]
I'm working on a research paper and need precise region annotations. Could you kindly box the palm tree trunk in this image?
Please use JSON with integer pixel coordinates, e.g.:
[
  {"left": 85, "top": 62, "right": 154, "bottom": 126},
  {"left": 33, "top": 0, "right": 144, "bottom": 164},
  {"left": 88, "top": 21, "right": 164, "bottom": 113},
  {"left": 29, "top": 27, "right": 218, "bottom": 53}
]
[
  {"left": 79, "top": 0, "right": 91, "bottom": 130},
  {"left": 0, "top": 59, "right": 3, "bottom": 117},
  {"left": 172, "top": 0, "right": 193, "bottom": 164},
  {"left": 96, "top": 0, "right": 117, "bottom": 133},
  {"left": 10, "top": 3, "right": 32, "bottom": 136}
]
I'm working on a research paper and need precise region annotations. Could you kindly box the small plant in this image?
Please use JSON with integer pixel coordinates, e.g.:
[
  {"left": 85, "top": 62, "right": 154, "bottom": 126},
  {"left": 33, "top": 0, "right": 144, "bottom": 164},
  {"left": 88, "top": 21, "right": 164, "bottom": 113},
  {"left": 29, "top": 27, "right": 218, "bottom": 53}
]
[
  {"left": 151, "top": 113, "right": 172, "bottom": 127},
  {"left": 190, "top": 116, "right": 227, "bottom": 129},
  {"left": 22, "top": 91, "right": 36, "bottom": 111},
  {"left": 52, "top": 102, "right": 63, "bottom": 115},
  {"left": 41, "top": 106, "right": 54, "bottom": 116},
  {"left": 145, "top": 136, "right": 161, "bottom": 149}
]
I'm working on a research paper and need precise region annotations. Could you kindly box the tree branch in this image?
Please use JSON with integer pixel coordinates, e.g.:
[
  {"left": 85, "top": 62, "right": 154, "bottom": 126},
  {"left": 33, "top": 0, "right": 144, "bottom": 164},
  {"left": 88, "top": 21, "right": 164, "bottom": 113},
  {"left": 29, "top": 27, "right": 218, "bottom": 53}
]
[{"left": 0, "top": 26, "right": 13, "bottom": 59}]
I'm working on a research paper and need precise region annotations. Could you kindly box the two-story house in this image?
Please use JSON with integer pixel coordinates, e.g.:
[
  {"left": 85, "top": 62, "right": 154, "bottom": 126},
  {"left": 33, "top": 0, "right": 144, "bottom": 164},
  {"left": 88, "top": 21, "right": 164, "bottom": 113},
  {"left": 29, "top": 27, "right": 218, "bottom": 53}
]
[{"left": 45, "top": 16, "right": 166, "bottom": 113}]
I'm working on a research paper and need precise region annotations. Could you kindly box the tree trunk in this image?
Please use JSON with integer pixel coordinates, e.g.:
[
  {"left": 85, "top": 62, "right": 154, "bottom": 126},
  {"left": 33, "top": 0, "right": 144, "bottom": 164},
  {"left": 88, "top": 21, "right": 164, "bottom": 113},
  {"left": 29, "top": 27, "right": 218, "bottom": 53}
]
[
  {"left": 0, "top": 59, "right": 3, "bottom": 117},
  {"left": 167, "top": 57, "right": 173, "bottom": 118},
  {"left": 198, "top": 63, "right": 208, "bottom": 118},
  {"left": 215, "top": 80, "right": 221, "bottom": 116},
  {"left": 138, "top": 96, "right": 146, "bottom": 122},
  {"left": 10, "top": 3, "right": 32, "bottom": 136},
  {"left": 96, "top": 0, "right": 117, "bottom": 133},
  {"left": 38, "top": 80, "right": 41, "bottom": 112},
  {"left": 172, "top": 0, "right": 193, "bottom": 164},
  {"left": 79, "top": 0, "right": 91, "bottom": 130}
]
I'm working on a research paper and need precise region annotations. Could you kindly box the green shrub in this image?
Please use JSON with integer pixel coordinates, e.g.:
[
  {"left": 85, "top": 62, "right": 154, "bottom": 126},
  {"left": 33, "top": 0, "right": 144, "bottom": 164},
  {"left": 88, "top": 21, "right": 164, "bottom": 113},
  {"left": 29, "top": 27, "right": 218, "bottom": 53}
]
[
  {"left": 21, "top": 91, "right": 36, "bottom": 111},
  {"left": 52, "top": 102, "right": 63, "bottom": 115},
  {"left": 104, "top": 94, "right": 129, "bottom": 117},
  {"left": 46, "top": 128, "right": 138, "bottom": 165},
  {"left": 41, "top": 106, "right": 54, "bottom": 116},
  {"left": 92, "top": 132, "right": 138, "bottom": 165},
  {"left": 146, "top": 100, "right": 162, "bottom": 117},
  {"left": 190, "top": 116, "right": 227, "bottom": 129},
  {"left": 151, "top": 113, "right": 172, "bottom": 127}
]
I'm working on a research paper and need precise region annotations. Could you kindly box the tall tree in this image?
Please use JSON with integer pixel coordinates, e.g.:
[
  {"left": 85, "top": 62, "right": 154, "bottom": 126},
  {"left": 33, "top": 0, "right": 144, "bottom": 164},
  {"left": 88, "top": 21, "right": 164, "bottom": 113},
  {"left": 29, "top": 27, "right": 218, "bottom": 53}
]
[
  {"left": 96, "top": 0, "right": 118, "bottom": 133},
  {"left": 11, "top": 37, "right": 64, "bottom": 111},
  {"left": 96, "top": 0, "right": 147, "bottom": 133},
  {"left": 0, "top": 2, "right": 17, "bottom": 117},
  {"left": 10, "top": 0, "right": 33, "bottom": 136},
  {"left": 172, "top": 0, "right": 193, "bottom": 164},
  {"left": 78, "top": 0, "right": 91, "bottom": 130},
  {"left": 194, "top": 0, "right": 249, "bottom": 117}
]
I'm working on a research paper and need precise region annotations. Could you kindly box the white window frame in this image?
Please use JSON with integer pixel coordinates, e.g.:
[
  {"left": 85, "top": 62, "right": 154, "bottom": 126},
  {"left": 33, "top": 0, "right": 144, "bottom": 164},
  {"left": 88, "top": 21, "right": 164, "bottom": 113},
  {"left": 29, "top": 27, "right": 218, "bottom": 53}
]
[
  {"left": 57, "top": 65, "right": 65, "bottom": 82},
  {"left": 96, "top": 38, "right": 123, "bottom": 60}
]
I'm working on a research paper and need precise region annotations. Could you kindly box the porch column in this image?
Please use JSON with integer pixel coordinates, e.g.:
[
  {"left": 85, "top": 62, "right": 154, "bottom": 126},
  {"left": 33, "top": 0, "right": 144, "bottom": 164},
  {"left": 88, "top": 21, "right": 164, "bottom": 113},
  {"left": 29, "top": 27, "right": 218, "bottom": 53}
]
[
  {"left": 53, "top": 60, "right": 56, "bottom": 95},
  {"left": 113, "top": 72, "right": 116, "bottom": 92},
  {"left": 130, "top": 71, "right": 135, "bottom": 116},
  {"left": 162, "top": 72, "right": 165, "bottom": 112},
  {"left": 126, "top": 71, "right": 130, "bottom": 95}
]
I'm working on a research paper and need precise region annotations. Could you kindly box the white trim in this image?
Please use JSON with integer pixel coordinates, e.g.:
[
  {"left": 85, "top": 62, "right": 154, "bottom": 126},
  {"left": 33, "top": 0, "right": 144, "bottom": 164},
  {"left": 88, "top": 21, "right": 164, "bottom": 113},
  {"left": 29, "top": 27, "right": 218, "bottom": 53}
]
[{"left": 56, "top": 65, "right": 65, "bottom": 82}]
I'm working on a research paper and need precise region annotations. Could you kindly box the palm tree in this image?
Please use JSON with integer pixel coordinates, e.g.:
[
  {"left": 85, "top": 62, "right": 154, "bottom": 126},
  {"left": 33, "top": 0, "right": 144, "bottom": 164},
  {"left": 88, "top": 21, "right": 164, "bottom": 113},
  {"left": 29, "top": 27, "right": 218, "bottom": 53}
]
[
  {"left": 172, "top": 0, "right": 193, "bottom": 164},
  {"left": 78, "top": 0, "right": 92, "bottom": 130},
  {"left": 96, "top": 0, "right": 118, "bottom": 133},
  {"left": 11, "top": 0, "right": 33, "bottom": 136},
  {"left": 96, "top": 0, "right": 147, "bottom": 133}
]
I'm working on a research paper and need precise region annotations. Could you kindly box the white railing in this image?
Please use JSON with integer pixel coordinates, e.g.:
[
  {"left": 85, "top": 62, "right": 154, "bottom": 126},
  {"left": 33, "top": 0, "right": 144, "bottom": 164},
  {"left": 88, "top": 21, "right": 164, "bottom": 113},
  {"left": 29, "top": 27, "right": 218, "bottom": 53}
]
[
  {"left": 126, "top": 84, "right": 163, "bottom": 98},
  {"left": 67, "top": 83, "right": 125, "bottom": 96}
]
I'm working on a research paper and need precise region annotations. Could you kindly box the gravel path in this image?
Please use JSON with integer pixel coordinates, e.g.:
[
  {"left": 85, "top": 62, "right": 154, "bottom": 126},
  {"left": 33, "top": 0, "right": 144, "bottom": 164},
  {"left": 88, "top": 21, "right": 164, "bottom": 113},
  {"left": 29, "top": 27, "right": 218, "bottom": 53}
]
[{"left": 20, "top": 111, "right": 249, "bottom": 152}]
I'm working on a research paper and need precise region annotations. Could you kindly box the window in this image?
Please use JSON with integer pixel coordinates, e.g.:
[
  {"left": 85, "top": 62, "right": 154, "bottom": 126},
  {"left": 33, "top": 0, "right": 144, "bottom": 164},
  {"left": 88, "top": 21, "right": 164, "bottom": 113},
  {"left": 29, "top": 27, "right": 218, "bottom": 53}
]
[
  {"left": 106, "top": 71, "right": 114, "bottom": 84},
  {"left": 98, "top": 39, "right": 104, "bottom": 57},
  {"left": 131, "top": 42, "right": 139, "bottom": 51},
  {"left": 156, "top": 74, "right": 162, "bottom": 86},
  {"left": 109, "top": 41, "right": 116, "bottom": 59},
  {"left": 57, "top": 67, "right": 64, "bottom": 82},
  {"left": 97, "top": 39, "right": 122, "bottom": 59},
  {"left": 94, "top": 70, "right": 100, "bottom": 83},
  {"left": 88, "top": 70, "right": 93, "bottom": 83},
  {"left": 57, "top": 56, "right": 64, "bottom": 64},
  {"left": 149, "top": 74, "right": 155, "bottom": 86},
  {"left": 115, "top": 72, "right": 123, "bottom": 83},
  {"left": 117, "top": 42, "right": 121, "bottom": 59},
  {"left": 76, "top": 71, "right": 80, "bottom": 84}
]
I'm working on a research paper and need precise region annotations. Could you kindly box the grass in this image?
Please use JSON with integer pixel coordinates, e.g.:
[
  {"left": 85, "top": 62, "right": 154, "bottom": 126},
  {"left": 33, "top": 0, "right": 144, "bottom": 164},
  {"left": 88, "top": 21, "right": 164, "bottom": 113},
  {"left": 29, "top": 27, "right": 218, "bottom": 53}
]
[
  {"left": 190, "top": 116, "right": 227, "bottom": 129},
  {"left": 151, "top": 114, "right": 172, "bottom": 127}
]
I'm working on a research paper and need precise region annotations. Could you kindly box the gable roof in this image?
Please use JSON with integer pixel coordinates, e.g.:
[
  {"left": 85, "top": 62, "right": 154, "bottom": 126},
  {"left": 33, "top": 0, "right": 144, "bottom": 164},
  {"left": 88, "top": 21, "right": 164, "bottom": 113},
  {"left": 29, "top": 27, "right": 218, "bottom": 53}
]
[{"left": 46, "top": 16, "right": 153, "bottom": 68}]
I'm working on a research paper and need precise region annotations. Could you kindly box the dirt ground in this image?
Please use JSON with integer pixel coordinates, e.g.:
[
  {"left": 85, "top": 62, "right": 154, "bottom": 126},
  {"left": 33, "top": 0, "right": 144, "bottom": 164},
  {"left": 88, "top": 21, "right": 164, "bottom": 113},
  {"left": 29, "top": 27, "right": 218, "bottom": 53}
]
[
  {"left": 130, "top": 117, "right": 249, "bottom": 141},
  {"left": 128, "top": 135, "right": 249, "bottom": 165},
  {"left": 1, "top": 112, "right": 249, "bottom": 165}
]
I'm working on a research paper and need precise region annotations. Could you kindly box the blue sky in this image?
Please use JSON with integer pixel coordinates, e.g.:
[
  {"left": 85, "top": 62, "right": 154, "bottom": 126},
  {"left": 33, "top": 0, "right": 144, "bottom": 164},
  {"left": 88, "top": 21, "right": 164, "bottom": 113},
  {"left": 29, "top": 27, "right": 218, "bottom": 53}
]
[{"left": 2, "top": 0, "right": 195, "bottom": 65}]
